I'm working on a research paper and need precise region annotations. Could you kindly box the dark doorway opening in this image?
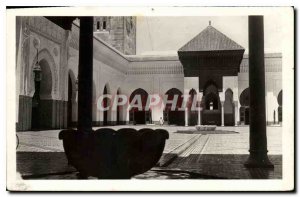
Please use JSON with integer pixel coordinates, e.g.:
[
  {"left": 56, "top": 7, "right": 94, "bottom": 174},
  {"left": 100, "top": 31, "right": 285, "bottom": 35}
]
[
  {"left": 164, "top": 88, "right": 185, "bottom": 126},
  {"left": 31, "top": 59, "right": 52, "bottom": 130},
  {"left": 168, "top": 111, "right": 185, "bottom": 125},
  {"left": 134, "top": 111, "right": 146, "bottom": 124},
  {"left": 188, "top": 89, "right": 198, "bottom": 126},
  {"left": 129, "top": 88, "right": 150, "bottom": 125},
  {"left": 202, "top": 82, "right": 221, "bottom": 126},
  {"left": 239, "top": 88, "right": 250, "bottom": 125},
  {"left": 224, "top": 89, "right": 235, "bottom": 126}
]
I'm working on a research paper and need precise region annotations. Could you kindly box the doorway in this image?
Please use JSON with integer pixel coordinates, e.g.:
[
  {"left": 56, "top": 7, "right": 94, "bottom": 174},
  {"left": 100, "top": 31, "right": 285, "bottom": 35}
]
[
  {"left": 164, "top": 88, "right": 185, "bottom": 126},
  {"left": 31, "top": 59, "right": 52, "bottom": 130},
  {"left": 129, "top": 88, "right": 150, "bottom": 125},
  {"left": 224, "top": 89, "right": 235, "bottom": 126},
  {"left": 202, "top": 82, "right": 221, "bottom": 126},
  {"left": 239, "top": 88, "right": 250, "bottom": 125}
]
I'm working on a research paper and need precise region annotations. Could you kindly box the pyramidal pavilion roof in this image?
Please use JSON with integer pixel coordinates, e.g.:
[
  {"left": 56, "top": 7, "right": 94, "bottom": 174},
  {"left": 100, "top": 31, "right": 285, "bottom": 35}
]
[{"left": 178, "top": 25, "right": 244, "bottom": 52}]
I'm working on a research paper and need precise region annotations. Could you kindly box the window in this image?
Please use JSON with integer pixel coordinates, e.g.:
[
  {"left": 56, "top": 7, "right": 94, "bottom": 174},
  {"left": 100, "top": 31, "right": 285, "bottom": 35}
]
[
  {"left": 103, "top": 20, "right": 107, "bottom": 30},
  {"left": 96, "top": 21, "right": 100, "bottom": 30}
]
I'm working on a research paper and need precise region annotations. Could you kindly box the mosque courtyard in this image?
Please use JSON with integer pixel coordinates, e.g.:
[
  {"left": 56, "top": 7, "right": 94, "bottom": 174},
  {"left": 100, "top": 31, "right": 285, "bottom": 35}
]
[{"left": 16, "top": 125, "right": 282, "bottom": 179}]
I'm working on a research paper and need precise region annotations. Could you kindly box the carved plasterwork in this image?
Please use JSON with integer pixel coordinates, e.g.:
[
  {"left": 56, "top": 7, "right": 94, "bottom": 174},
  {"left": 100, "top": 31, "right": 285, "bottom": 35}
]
[
  {"left": 26, "top": 16, "right": 65, "bottom": 45},
  {"left": 29, "top": 49, "right": 58, "bottom": 98},
  {"left": 69, "top": 24, "right": 79, "bottom": 50},
  {"left": 240, "top": 54, "right": 282, "bottom": 73},
  {"left": 127, "top": 62, "right": 184, "bottom": 75}
]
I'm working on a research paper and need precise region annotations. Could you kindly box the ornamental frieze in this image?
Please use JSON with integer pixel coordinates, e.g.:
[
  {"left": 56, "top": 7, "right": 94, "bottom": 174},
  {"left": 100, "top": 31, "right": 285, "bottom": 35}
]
[
  {"left": 240, "top": 56, "right": 282, "bottom": 73},
  {"left": 26, "top": 16, "right": 65, "bottom": 44},
  {"left": 127, "top": 64, "right": 184, "bottom": 75}
]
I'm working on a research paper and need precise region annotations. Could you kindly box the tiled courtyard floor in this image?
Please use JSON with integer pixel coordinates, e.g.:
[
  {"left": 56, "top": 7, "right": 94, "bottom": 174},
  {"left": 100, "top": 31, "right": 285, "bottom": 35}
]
[{"left": 16, "top": 125, "right": 282, "bottom": 179}]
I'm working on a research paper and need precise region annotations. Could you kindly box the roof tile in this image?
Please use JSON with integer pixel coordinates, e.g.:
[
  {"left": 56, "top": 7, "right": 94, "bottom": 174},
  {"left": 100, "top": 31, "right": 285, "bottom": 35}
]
[{"left": 178, "top": 25, "right": 245, "bottom": 52}]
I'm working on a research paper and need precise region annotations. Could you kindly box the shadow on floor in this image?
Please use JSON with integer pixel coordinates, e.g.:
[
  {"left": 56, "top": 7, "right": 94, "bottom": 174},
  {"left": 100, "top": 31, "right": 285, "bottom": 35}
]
[
  {"left": 167, "top": 154, "right": 282, "bottom": 179},
  {"left": 17, "top": 152, "right": 76, "bottom": 179},
  {"left": 176, "top": 130, "right": 239, "bottom": 134},
  {"left": 17, "top": 152, "right": 281, "bottom": 179}
]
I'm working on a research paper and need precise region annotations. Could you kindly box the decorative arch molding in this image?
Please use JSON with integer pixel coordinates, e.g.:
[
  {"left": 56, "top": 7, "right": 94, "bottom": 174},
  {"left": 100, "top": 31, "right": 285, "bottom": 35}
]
[
  {"left": 29, "top": 48, "right": 58, "bottom": 98},
  {"left": 239, "top": 87, "right": 250, "bottom": 106},
  {"left": 203, "top": 79, "right": 219, "bottom": 95},
  {"left": 239, "top": 87, "right": 250, "bottom": 125},
  {"left": 159, "top": 77, "right": 184, "bottom": 97},
  {"left": 129, "top": 88, "right": 152, "bottom": 125},
  {"left": 163, "top": 88, "right": 185, "bottom": 126},
  {"left": 189, "top": 88, "right": 197, "bottom": 95},
  {"left": 103, "top": 83, "right": 111, "bottom": 95},
  {"left": 129, "top": 88, "right": 149, "bottom": 107},
  {"left": 164, "top": 88, "right": 184, "bottom": 109},
  {"left": 165, "top": 88, "right": 183, "bottom": 96},
  {"left": 99, "top": 80, "right": 120, "bottom": 96},
  {"left": 127, "top": 85, "right": 152, "bottom": 98},
  {"left": 225, "top": 88, "right": 234, "bottom": 103},
  {"left": 117, "top": 87, "right": 122, "bottom": 95}
]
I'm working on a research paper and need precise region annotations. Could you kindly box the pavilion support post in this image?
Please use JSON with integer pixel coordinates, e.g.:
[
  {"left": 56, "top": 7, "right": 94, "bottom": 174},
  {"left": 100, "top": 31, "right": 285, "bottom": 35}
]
[
  {"left": 77, "top": 17, "right": 94, "bottom": 132},
  {"left": 221, "top": 102, "right": 224, "bottom": 126},
  {"left": 244, "top": 16, "right": 274, "bottom": 168},
  {"left": 198, "top": 107, "right": 201, "bottom": 125},
  {"left": 197, "top": 92, "right": 202, "bottom": 125},
  {"left": 185, "top": 107, "right": 188, "bottom": 126},
  {"left": 235, "top": 102, "right": 239, "bottom": 126}
]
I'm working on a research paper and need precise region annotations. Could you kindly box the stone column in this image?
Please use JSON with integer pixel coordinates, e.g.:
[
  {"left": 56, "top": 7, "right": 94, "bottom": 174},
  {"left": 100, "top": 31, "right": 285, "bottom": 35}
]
[
  {"left": 244, "top": 16, "right": 273, "bottom": 168},
  {"left": 221, "top": 101, "right": 224, "bottom": 126},
  {"left": 198, "top": 107, "right": 201, "bottom": 125},
  {"left": 77, "top": 17, "right": 94, "bottom": 132},
  {"left": 235, "top": 101, "right": 239, "bottom": 126},
  {"left": 185, "top": 107, "right": 188, "bottom": 126}
]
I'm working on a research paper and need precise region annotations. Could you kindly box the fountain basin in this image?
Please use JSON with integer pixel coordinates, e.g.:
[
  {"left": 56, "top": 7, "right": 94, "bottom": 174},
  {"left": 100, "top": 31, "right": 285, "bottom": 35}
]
[
  {"left": 195, "top": 125, "right": 217, "bottom": 131},
  {"left": 59, "top": 128, "right": 169, "bottom": 179}
]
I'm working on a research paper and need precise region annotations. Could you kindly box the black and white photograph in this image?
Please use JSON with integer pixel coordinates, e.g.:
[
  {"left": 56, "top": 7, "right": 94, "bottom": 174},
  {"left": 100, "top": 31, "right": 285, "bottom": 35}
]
[{"left": 6, "top": 6, "right": 294, "bottom": 191}]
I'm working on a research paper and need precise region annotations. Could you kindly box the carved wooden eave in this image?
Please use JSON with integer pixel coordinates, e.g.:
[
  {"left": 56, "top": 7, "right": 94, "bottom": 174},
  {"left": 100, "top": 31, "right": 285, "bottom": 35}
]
[
  {"left": 45, "top": 16, "right": 76, "bottom": 30},
  {"left": 26, "top": 17, "right": 66, "bottom": 45},
  {"left": 178, "top": 25, "right": 245, "bottom": 77}
]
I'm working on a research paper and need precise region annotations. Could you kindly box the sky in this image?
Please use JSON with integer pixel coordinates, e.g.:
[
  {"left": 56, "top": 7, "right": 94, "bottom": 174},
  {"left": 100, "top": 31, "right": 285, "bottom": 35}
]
[{"left": 136, "top": 16, "right": 283, "bottom": 55}]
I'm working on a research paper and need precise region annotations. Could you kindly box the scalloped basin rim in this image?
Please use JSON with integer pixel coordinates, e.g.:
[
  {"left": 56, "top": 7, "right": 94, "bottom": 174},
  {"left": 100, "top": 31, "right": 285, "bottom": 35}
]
[{"left": 59, "top": 128, "right": 169, "bottom": 179}]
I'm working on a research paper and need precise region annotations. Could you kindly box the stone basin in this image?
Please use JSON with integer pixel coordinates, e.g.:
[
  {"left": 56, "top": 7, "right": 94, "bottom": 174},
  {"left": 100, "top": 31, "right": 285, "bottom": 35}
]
[
  {"left": 195, "top": 125, "right": 217, "bottom": 131},
  {"left": 59, "top": 128, "right": 169, "bottom": 179}
]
